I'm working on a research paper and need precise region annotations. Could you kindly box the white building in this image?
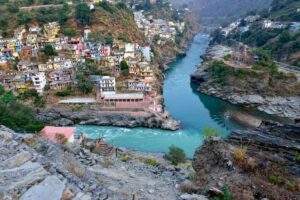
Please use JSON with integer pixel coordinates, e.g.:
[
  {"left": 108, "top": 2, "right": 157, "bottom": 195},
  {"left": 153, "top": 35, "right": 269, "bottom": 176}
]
[
  {"left": 90, "top": 75, "right": 116, "bottom": 95},
  {"left": 128, "top": 81, "right": 151, "bottom": 92},
  {"left": 31, "top": 72, "right": 47, "bottom": 94},
  {"left": 124, "top": 43, "right": 135, "bottom": 59},
  {"left": 141, "top": 46, "right": 151, "bottom": 62}
]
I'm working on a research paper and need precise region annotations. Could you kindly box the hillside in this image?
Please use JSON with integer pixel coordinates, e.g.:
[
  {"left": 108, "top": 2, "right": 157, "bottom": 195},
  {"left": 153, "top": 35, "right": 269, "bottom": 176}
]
[
  {"left": 0, "top": 0, "right": 145, "bottom": 43},
  {"left": 270, "top": 0, "right": 300, "bottom": 21},
  {"left": 170, "top": 0, "right": 272, "bottom": 25},
  {"left": 212, "top": 0, "right": 300, "bottom": 66}
]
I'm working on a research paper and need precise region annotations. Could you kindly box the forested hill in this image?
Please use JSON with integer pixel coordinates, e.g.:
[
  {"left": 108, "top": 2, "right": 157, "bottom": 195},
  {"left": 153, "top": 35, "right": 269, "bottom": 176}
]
[
  {"left": 0, "top": 0, "right": 145, "bottom": 43},
  {"left": 170, "top": 0, "right": 272, "bottom": 25}
]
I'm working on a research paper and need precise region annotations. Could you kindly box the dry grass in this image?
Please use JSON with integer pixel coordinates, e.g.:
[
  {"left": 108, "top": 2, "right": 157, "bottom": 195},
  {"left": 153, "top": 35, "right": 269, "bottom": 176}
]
[
  {"left": 64, "top": 157, "right": 86, "bottom": 178},
  {"left": 55, "top": 133, "right": 68, "bottom": 145},
  {"left": 233, "top": 147, "right": 247, "bottom": 164}
]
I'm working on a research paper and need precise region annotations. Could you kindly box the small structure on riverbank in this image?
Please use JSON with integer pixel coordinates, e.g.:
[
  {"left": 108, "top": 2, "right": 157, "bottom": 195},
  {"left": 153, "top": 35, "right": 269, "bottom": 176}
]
[{"left": 40, "top": 126, "right": 75, "bottom": 143}]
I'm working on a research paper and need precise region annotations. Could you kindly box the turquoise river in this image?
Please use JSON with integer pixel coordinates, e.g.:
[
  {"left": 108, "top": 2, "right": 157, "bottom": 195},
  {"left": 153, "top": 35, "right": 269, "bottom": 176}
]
[{"left": 77, "top": 34, "right": 257, "bottom": 157}]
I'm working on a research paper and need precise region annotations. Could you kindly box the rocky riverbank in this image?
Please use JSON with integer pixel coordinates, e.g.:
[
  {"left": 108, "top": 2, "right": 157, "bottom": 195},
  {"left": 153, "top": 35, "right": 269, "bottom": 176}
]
[
  {"left": 191, "top": 47, "right": 300, "bottom": 122},
  {"left": 36, "top": 107, "right": 180, "bottom": 131},
  {"left": 0, "top": 125, "right": 210, "bottom": 200},
  {"left": 192, "top": 121, "right": 300, "bottom": 199}
]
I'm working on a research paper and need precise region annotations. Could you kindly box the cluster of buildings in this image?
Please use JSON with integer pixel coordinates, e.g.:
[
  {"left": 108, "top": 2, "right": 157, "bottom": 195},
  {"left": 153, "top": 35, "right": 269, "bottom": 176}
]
[
  {"left": 134, "top": 11, "right": 185, "bottom": 43},
  {"left": 220, "top": 14, "right": 294, "bottom": 37},
  {"left": 0, "top": 20, "right": 162, "bottom": 112}
]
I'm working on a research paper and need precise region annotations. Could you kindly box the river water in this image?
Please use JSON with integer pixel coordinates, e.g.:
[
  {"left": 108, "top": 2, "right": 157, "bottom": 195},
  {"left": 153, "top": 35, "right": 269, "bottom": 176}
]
[{"left": 77, "top": 34, "right": 250, "bottom": 157}]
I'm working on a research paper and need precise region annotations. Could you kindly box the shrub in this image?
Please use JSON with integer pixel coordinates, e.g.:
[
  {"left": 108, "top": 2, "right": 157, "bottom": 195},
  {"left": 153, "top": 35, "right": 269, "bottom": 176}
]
[
  {"left": 120, "top": 155, "right": 131, "bottom": 162},
  {"left": 212, "top": 186, "right": 234, "bottom": 200},
  {"left": 63, "top": 27, "right": 77, "bottom": 37},
  {"left": 209, "top": 61, "right": 231, "bottom": 83},
  {"left": 144, "top": 158, "right": 159, "bottom": 167},
  {"left": 203, "top": 126, "right": 220, "bottom": 139},
  {"left": 64, "top": 157, "right": 86, "bottom": 178},
  {"left": 55, "top": 87, "right": 74, "bottom": 97},
  {"left": 233, "top": 147, "right": 247, "bottom": 164},
  {"left": 223, "top": 54, "right": 231, "bottom": 61},
  {"left": 268, "top": 174, "right": 285, "bottom": 185},
  {"left": 294, "top": 152, "right": 300, "bottom": 163},
  {"left": 165, "top": 145, "right": 186, "bottom": 165}
]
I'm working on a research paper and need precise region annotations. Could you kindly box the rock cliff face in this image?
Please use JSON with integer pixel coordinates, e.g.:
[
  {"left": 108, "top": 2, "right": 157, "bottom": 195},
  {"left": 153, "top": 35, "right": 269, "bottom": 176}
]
[
  {"left": 191, "top": 63, "right": 300, "bottom": 121},
  {"left": 0, "top": 125, "right": 200, "bottom": 200},
  {"left": 36, "top": 107, "right": 180, "bottom": 131},
  {"left": 192, "top": 121, "right": 300, "bottom": 199}
]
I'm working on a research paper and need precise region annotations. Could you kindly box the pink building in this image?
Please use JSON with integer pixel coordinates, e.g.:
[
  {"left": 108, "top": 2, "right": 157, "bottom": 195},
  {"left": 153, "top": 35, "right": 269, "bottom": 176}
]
[{"left": 40, "top": 126, "right": 75, "bottom": 143}]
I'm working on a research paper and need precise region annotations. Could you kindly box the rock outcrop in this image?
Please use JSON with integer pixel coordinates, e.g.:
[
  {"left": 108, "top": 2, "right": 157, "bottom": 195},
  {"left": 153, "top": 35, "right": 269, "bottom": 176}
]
[
  {"left": 191, "top": 64, "right": 300, "bottom": 121},
  {"left": 36, "top": 107, "right": 180, "bottom": 131},
  {"left": 192, "top": 121, "right": 300, "bottom": 200}
]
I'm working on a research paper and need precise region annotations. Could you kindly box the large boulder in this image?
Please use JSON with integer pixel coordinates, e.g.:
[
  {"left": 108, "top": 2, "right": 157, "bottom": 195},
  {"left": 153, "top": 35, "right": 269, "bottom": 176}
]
[{"left": 20, "top": 176, "right": 65, "bottom": 200}]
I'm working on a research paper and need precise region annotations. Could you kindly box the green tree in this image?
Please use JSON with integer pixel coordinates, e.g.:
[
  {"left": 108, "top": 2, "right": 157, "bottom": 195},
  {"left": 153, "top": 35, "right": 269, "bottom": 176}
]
[
  {"left": 0, "top": 85, "right": 5, "bottom": 96},
  {"left": 43, "top": 44, "right": 57, "bottom": 57},
  {"left": 0, "top": 91, "right": 16, "bottom": 104},
  {"left": 279, "top": 30, "right": 292, "bottom": 43},
  {"left": 76, "top": 73, "right": 93, "bottom": 94},
  {"left": 17, "top": 11, "right": 32, "bottom": 25},
  {"left": 7, "top": 3, "right": 19, "bottom": 13},
  {"left": 164, "top": 145, "right": 186, "bottom": 165},
  {"left": 75, "top": 3, "right": 91, "bottom": 25},
  {"left": 120, "top": 60, "right": 129, "bottom": 75},
  {"left": 63, "top": 27, "right": 77, "bottom": 37}
]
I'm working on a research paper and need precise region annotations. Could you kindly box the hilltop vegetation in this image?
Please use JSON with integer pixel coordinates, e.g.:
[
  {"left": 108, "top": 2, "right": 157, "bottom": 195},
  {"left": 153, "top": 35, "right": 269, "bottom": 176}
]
[
  {"left": 270, "top": 0, "right": 300, "bottom": 21},
  {"left": 212, "top": 0, "right": 300, "bottom": 66},
  {"left": 0, "top": 0, "right": 145, "bottom": 43}
]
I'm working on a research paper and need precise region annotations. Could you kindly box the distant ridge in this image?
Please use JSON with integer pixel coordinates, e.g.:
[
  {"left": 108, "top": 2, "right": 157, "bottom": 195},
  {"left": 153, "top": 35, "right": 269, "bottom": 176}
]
[{"left": 170, "top": 0, "right": 273, "bottom": 25}]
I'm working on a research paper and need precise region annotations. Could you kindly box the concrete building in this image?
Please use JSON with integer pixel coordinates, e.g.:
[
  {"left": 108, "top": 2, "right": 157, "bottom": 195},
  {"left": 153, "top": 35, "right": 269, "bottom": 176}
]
[{"left": 31, "top": 72, "right": 47, "bottom": 94}]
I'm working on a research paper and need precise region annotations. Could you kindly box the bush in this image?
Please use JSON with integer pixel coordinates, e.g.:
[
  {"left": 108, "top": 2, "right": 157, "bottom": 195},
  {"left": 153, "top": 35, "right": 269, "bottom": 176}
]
[
  {"left": 209, "top": 61, "right": 231, "bottom": 83},
  {"left": 120, "top": 155, "right": 131, "bottom": 162},
  {"left": 223, "top": 54, "right": 231, "bottom": 61},
  {"left": 144, "top": 158, "right": 159, "bottom": 167},
  {"left": 295, "top": 152, "right": 300, "bottom": 163},
  {"left": 203, "top": 126, "right": 220, "bottom": 139},
  {"left": 233, "top": 147, "right": 247, "bottom": 163},
  {"left": 164, "top": 145, "right": 186, "bottom": 165},
  {"left": 268, "top": 174, "right": 285, "bottom": 185},
  {"left": 55, "top": 87, "right": 74, "bottom": 97},
  {"left": 212, "top": 186, "right": 233, "bottom": 200},
  {"left": 63, "top": 27, "right": 77, "bottom": 37}
]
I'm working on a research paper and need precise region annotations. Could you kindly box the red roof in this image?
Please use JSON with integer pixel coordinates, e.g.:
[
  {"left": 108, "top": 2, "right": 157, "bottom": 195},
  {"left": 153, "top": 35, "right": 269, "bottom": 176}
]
[{"left": 41, "top": 126, "right": 75, "bottom": 142}]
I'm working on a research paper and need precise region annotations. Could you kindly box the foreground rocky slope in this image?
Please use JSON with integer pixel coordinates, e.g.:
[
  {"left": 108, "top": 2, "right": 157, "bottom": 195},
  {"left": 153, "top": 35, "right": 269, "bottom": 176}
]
[
  {"left": 193, "top": 121, "right": 300, "bottom": 199},
  {"left": 0, "top": 125, "right": 203, "bottom": 200}
]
